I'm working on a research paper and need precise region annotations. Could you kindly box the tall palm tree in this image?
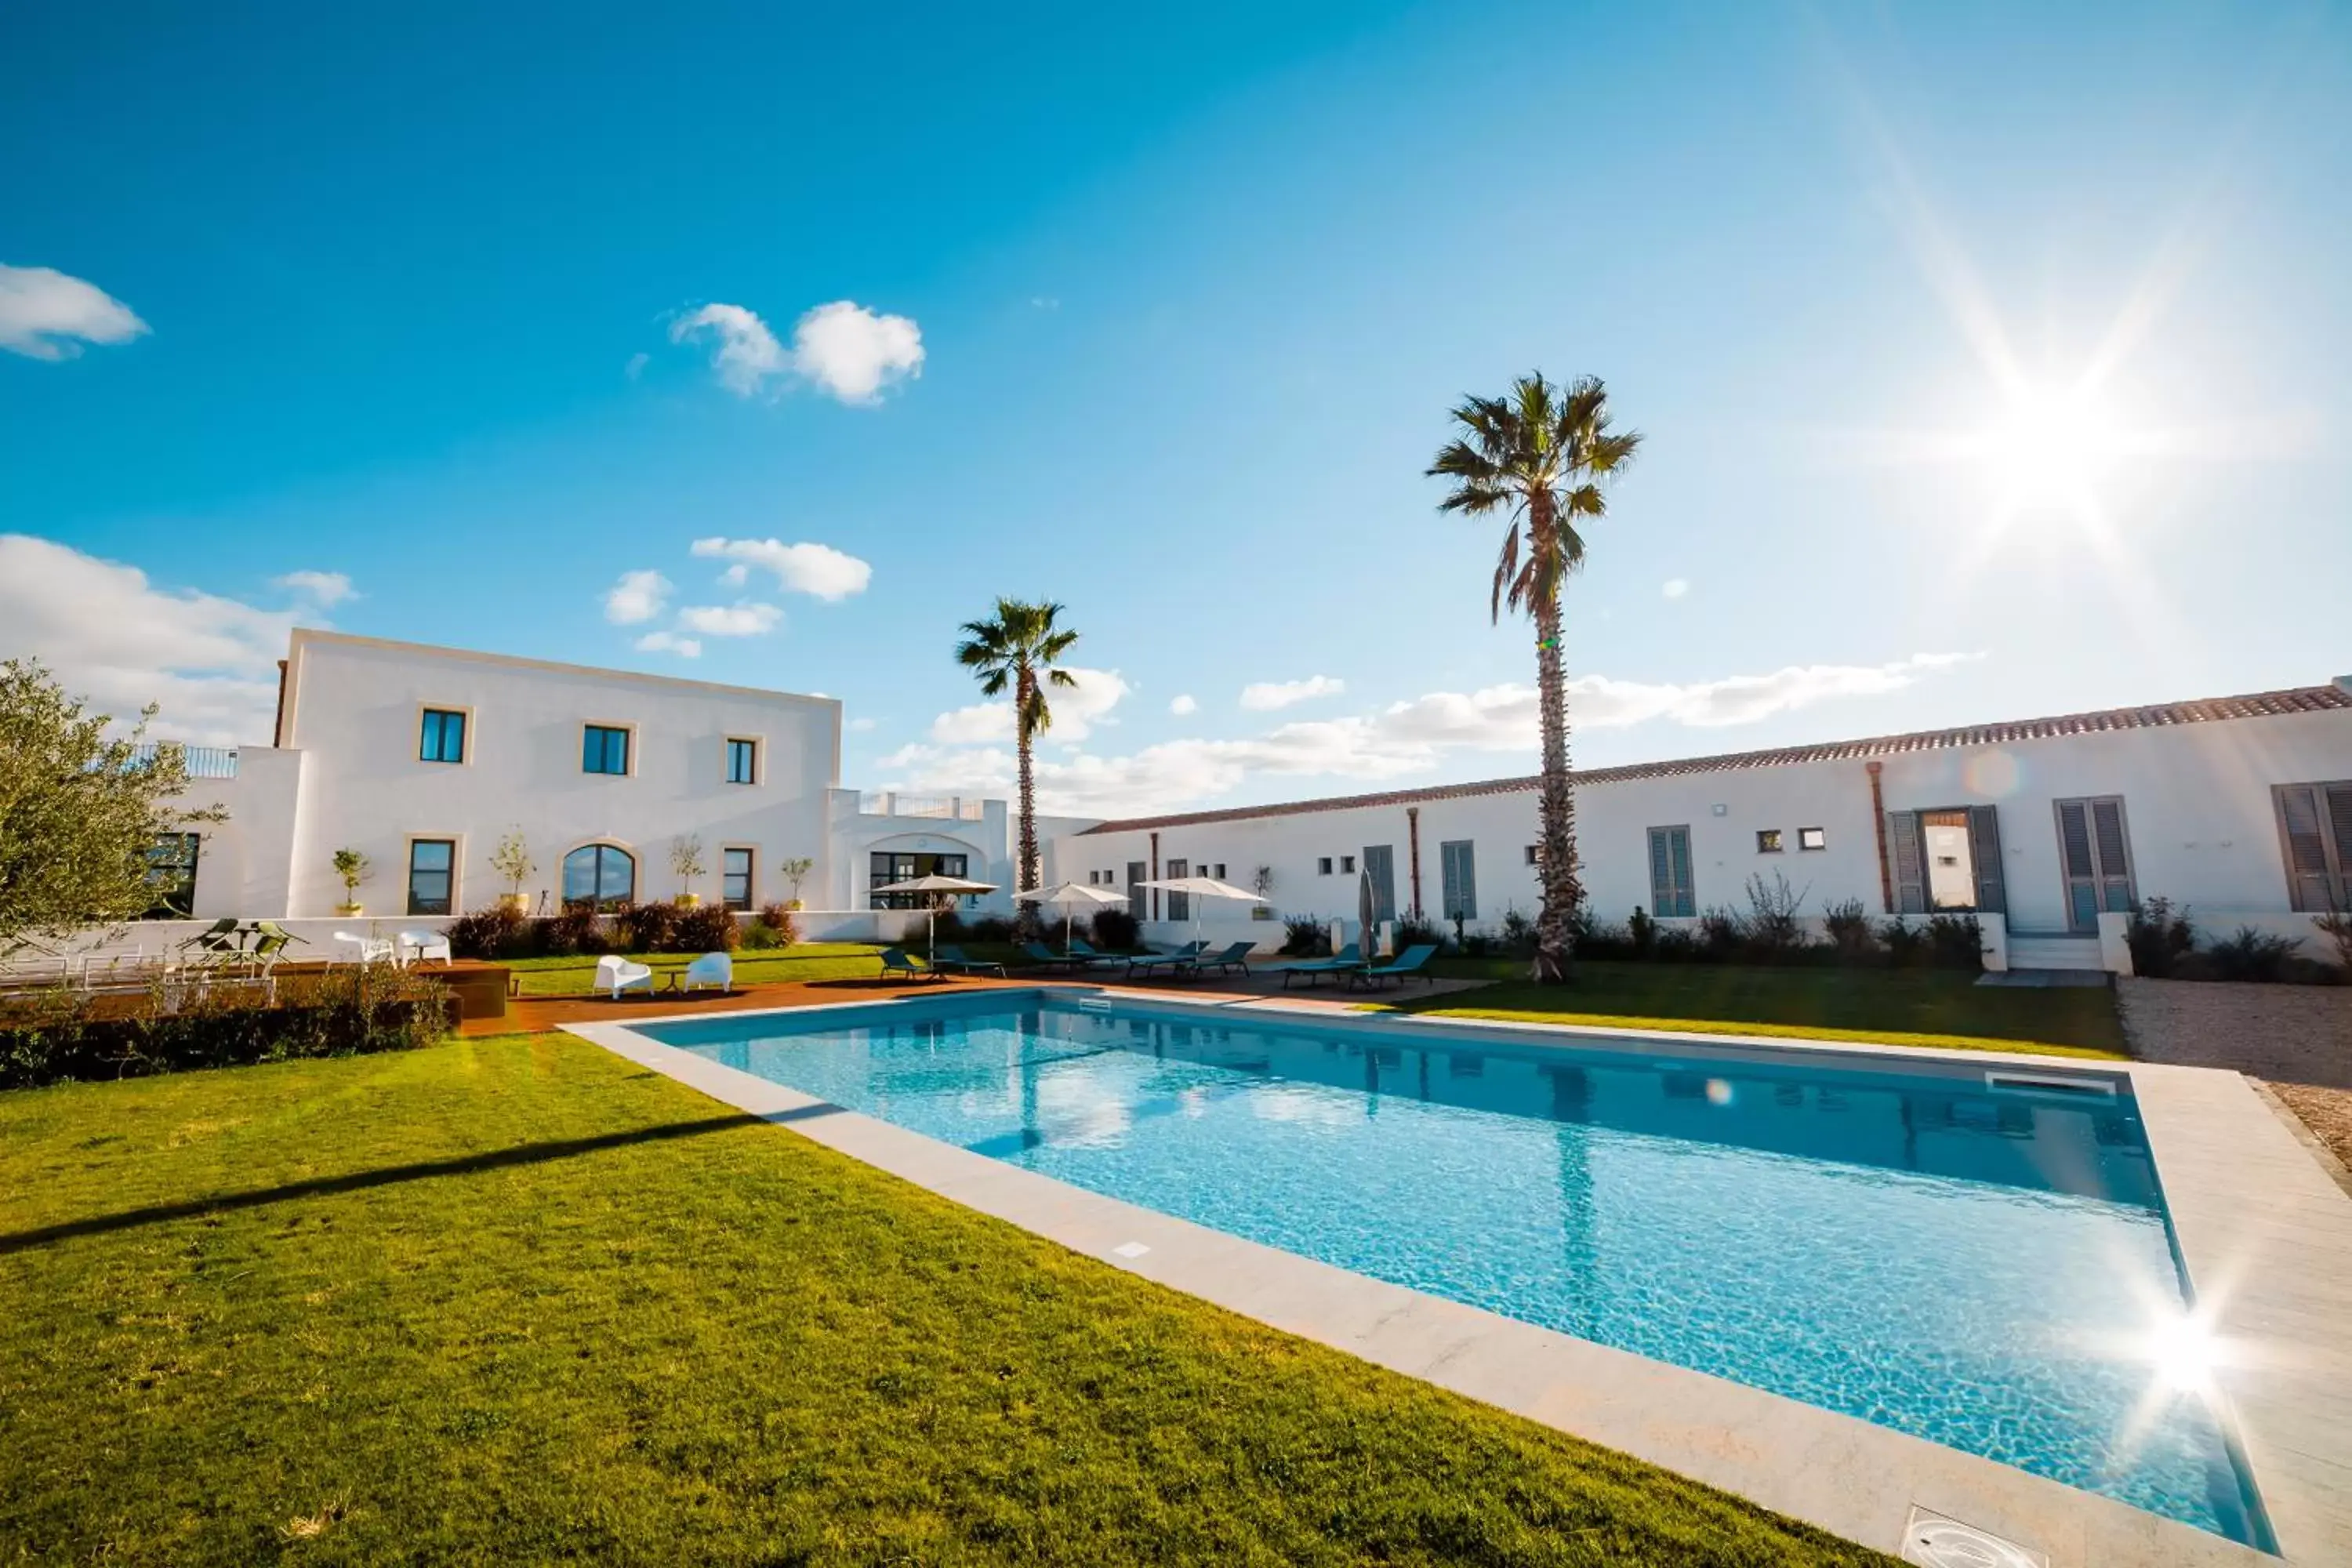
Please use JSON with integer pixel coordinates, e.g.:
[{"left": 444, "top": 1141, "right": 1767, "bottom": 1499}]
[
  {"left": 1428, "top": 373, "right": 1640, "bottom": 982},
  {"left": 955, "top": 598, "right": 1080, "bottom": 940}
]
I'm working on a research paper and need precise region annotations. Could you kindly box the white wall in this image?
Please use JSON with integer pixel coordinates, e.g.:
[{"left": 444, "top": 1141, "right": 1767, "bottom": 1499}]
[
  {"left": 274, "top": 630, "right": 840, "bottom": 918},
  {"left": 1050, "top": 706, "right": 2352, "bottom": 936}
]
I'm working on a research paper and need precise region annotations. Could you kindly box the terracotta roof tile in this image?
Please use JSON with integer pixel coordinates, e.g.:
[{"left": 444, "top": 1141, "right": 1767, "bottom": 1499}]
[{"left": 1079, "top": 683, "right": 2352, "bottom": 836}]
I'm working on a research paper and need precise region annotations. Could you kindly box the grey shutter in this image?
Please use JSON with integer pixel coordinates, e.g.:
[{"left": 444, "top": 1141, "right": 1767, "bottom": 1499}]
[
  {"left": 2090, "top": 798, "right": 2135, "bottom": 913},
  {"left": 2329, "top": 786, "right": 2352, "bottom": 906},
  {"left": 1670, "top": 829, "right": 1693, "bottom": 917},
  {"left": 2276, "top": 785, "right": 2340, "bottom": 912},
  {"left": 1889, "top": 811, "right": 1926, "bottom": 914},
  {"left": 1646, "top": 826, "right": 1693, "bottom": 917},
  {"left": 1647, "top": 829, "right": 1671, "bottom": 915},
  {"left": 2056, "top": 799, "right": 2099, "bottom": 931},
  {"left": 1967, "top": 806, "right": 2005, "bottom": 913},
  {"left": 1439, "top": 841, "right": 1476, "bottom": 921},
  {"left": 1363, "top": 845, "right": 1396, "bottom": 923},
  {"left": 1166, "top": 858, "right": 1189, "bottom": 923},
  {"left": 1126, "top": 861, "right": 1148, "bottom": 923},
  {"left": 1457, "top": 842, "right": 1476, "bottom": 921}
]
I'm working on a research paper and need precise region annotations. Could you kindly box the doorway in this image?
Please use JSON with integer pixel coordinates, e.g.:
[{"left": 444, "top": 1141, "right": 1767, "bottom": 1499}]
[{"left": 1920, "top": 811, "right": 1976, "bottom": 909}]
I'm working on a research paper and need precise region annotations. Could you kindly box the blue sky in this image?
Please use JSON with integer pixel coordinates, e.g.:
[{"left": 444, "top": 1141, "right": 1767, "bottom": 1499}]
[{"left": 5, "top": 0, "right": 2347, "bottom": 816}]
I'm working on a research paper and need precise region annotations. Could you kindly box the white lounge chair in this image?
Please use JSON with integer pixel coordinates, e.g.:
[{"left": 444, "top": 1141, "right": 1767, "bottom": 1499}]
[
  {"left": 595, "top": 954, "right": 655, "bottom": 1000},
  {"left": 334, "top": 931, "right": 396, "bottom": 967},
  {"left": 397, "top": 930, "right": 453, "bottom": 966},
  {"left": 681, "top": 951, "right": 732, "bottom": 993}
]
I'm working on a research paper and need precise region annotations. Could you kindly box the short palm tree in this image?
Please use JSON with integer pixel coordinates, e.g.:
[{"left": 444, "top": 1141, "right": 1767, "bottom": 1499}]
[
  {"left": 955, "top": 599, "right": 1080, "bottom": 941},
  {"left": 1428, "top": 373, "right": 1640, "bottom": 982}
]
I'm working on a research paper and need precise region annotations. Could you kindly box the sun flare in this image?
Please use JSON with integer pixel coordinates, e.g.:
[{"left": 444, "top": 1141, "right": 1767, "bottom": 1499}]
[{"left": 1982, "top": 383, "right": 2125, "bottom": 510}]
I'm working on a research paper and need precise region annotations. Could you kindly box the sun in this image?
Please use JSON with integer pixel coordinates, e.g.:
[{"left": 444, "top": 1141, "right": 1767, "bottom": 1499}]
[{"left": 1977, "top": 382, "right": 2128, "bottom": 514}]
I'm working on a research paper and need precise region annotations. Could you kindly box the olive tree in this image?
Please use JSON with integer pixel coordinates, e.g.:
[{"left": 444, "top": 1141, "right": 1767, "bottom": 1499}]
[{"left": 0, "top": 658, "right": 222, "bottom": 956}]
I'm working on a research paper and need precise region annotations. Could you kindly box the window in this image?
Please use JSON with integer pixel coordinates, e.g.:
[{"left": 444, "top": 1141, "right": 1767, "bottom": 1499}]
[
  {"left": 1317, "top": 857, "right": 1334, "bottom": 876},
  {"left": 563, "top": 843, "right": 635, "bottom": 909},
  {"left": 419, "top": 708, "right": 466, "bottom": 764},
  {"left": 143, "top": 833, "right": 201, "bottom": 918},
  {"left": 1524, "top": 844, "right": 1540, "bottom": 866},
  {"left": 1166, "top": 858, "right": 1190, "bottom": 922},
  {"left": 1208, "top": 862, "right": 1227, "bottom": 881},
  {"left": 407, "top": 838, "right": 456, "bottom": 915},
  {"left": 582, "top": 724, "right": 630, "bottom": 775},
  {"left": 722, "top": 848, "right": 754, "bottom": 912},
  {"left": 1647, "top": 826, "right": 1695, "bottom": 918},
  {"left": 1339, "top": 855, "right": 1356, "bottom": 874},
  {"left": 2274, "top": 782, "right": 2352, "bottom": 913},
  {"left": 1798, "top": 827, "right": 1827, "bottom": 851},
  {"left": 869, "top": 851, "right": 971, "bottom": 909},
  {"left": 726, "top": 737, "right": 758, "bottom": 785},
  {"left": 1756, "top": 829, "right": 1784, "bottom": 854},
  {"left": 2053, "top": 797, "right": 2134, "bottom": 932},
  {"left": 1439, "top": 840, "right": 1478, "bottom": 921}
]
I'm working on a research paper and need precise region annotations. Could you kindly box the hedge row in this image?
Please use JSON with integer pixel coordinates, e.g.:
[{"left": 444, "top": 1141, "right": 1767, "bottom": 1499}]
[{"left": 0, "top": 968, "right": 456, "bottom": 1091}]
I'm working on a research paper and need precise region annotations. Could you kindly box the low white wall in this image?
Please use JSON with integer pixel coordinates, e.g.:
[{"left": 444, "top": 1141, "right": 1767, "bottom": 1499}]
[
  {"left": 1137, "top": 918, "right": 1283, "bottom": 955},
  {"left": 789, "top": 909, "right": 926, "bottom": 945},
  {"left": 17, "top": 916, "right": 461, "bottom": 971}
]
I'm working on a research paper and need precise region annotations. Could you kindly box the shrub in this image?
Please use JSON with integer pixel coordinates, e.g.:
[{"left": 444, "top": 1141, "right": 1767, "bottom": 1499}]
[
  {"left": 1393, "top": 913, "right": 1448, "bottom": 953},
  {"left": 1925, "top": 914, "right": 1985, "bottom": 972},
  {"left": 1089, "top": 908, "right": 1140, "bottom": 951},
  {"left": 615, "top": 900, "right": 677, "bottom": 954},
  {"left": 448, "top": 903, "right": 528, "bottom": 960},
  {"left": 2315, "top": 909, "right": 2352, "bottom": 975},
  {"left": 1652, "top": 925, "right": 1700, "bottom": 962},
  {"left": 540, "top": 902, "right": 608, "bottom": 957},
  {"left": 757, "top": 902, "right": 796, "bottom": 931},
  {"left": 1824, "top": 898, "right": 1875, "bottom": 960},
  {"left": 1280, "top": 915, "right": 1328, "bottom": 956},
  {"left": 740, "top": 921, "right": 782, "bottom": 950},
  {"left": 1627, "top": 906, "right": 1656, "bottom": 959},
  {"left": 1497, "top": 906, "right": 1537, "bottom": 959},
  {"left": 1879, "top": 917, "right": 1928, "bottom": 967},
  {"left": 963, "top": 914, "right": 1015, "bottom": 944},
  {"left": 2125, "top": 897, "right": 2196, "bottom": 979},
  {"left": 1697, "top": 907, "right": 1743, "bottom": 960},
  {"left": 1740, "top": 872, "right": 1812, "bottom": 959},
  {"left": 755, "top": 905, "right": 800, "bottom": 949},
  {"left": 673, "top": 903, "right": 739, "bottom": 953},
  {"left": 2203, "top": 926, "right": 2303, "bottom": 983},
  {"left": 0, "top": 968, "right": 454, "bottom": 1090}
]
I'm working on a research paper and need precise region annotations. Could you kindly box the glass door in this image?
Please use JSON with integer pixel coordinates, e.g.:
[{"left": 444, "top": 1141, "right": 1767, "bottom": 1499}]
[{"left": 2054, "top": 797, "right": 2135, "bottom": 933}]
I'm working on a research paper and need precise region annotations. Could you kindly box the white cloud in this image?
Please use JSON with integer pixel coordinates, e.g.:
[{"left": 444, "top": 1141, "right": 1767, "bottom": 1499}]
[
  {"left": 926, "top": 666, "right": 1130, "bottom": 746},
  {"left": 669, "top": 299, "right": 922, "bottom": 404},
  {"left": 882, "top": 653, "right": 1975, "bottom": 818},
  {"left": 1169, "top": 693, "right": 1198, "bottom": 716},
  {"left": 1240, "top": 674, "right": 1345, "bottom": 712},
  {"left": 634, "top": 630, "right": 702, "bottom": 659},
  {"left": 668, "top": 303, "right": 785, "bottom": 396},
  {"left": 848, "top": 716, "right": 878, "bottom": 732},
  {"left": 1662, "top": 578, "right": 1690, "bottom": 600},
  {"left": 603, "top": 569, "right": 671, "bottom": 625},
  {"left": 689, "top": 537, "right": 872, "bottom": 601},
  {"left": 0, "top": 264, "right": 148, "bottom": 361},
  {"left": 274, "top": 570, "right": 357, "bottom": 607},
  {"left": 624, "top": 351, "right": 649, "bottom": 380},
  {"left": 676, "top": 601, "right": 782, "bottom": 637},
  {"left": 0, "top": 535, "right": 325, "bottom": 744}
]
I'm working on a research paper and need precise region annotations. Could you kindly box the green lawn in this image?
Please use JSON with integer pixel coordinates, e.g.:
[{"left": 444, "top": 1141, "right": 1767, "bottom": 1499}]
[
  {"left": 1401, "top": 960, "right": 2126, "bottom": 1058},
  {"left": 0, "top": 1040, "right": 1886, "bottom": 1567}
]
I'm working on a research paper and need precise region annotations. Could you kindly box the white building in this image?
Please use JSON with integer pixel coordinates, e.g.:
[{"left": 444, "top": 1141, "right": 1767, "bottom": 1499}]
[
  {"left": 164, "top": 630, "right": 1042, "bottom": 932},
  {"left": 1046, "top": 681, "right": 2352, "bottom": 971},
  {"left": 136, "top": 629, "right": 2352, "bottom": 974}
]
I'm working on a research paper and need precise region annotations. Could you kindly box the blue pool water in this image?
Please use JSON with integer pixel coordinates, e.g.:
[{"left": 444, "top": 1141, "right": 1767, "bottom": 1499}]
[{"left": 646, "top": 991, "right": 2267, "bottom": 1544}]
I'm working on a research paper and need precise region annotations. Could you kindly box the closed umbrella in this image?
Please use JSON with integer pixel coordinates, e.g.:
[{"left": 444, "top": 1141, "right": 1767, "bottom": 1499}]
[
  {"left": 1358, "top": 867, "right": 1377, "bottom": 964},
  {"left": 1135, "top": 875, "right": 1267, "bottom": 946},
  {"left": 869, "top": 873, "right": 1000, "bottom": 964},
  {"left": 1013, "top": 881, "right": 1128, "bottom": 949}
]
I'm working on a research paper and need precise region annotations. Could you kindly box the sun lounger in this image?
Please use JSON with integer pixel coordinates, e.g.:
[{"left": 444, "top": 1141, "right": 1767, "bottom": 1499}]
[
  {"left": 932, "top": 944, "right": 1007, "bottom": 978},
  {"left": 1122, "top": 941, "right": 1208, "bottom": 979},
  {"left": 1191, "top": 941, "right": 1257, "bottom": 977},
  {"left": 1277, "top": 942, "right": 1361, "bottom": 989},
  {"left": 1342, "top": 943, "right": 1440, "bottom": 989},
  {"left": 1020, "top": 942, "right": 1102, "bottom": 974},
  {"left": 878, "top": 947, "right": 941, "bottom": 982}
]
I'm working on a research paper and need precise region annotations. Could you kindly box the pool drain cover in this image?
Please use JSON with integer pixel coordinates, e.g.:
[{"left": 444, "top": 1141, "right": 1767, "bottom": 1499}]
[{"left": 1899, "top": 1507, "right": 2045, "bottom": 1568}]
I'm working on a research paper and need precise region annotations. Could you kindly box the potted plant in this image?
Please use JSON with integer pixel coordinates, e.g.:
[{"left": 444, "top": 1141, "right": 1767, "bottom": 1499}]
[
  {"left": 779, "top": 856, "right": 814, "bottom": 911},
  {"left": 332, "top": 848, "right": 371, "bottom": 916},
  {"left": 490, "top": 829, "right": 535, "bottom": 914},
  {"left": 670, "top": 833, "right": 706, "bottom": 907}
]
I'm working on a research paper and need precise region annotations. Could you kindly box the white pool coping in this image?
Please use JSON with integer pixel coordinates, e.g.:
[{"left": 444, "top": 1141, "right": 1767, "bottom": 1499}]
[{"left": 561, "top": 989, "right": 2352, "bottom": 1566}]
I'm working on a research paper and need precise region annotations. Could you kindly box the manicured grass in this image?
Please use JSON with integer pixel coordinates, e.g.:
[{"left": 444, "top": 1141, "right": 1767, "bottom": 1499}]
[
  {"left": 1400, "top": 960, "right": 2125, "bottom": 1058},
  {"left": 0, "top": 1039, "right": 1886, "bottom": 1566}
]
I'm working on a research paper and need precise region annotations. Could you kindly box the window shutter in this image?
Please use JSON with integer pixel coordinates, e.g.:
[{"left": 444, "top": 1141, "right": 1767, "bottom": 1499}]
[
  {"left": 1889, "top": 811, "right": 1926, "bottom": 914},
  {"left": 1967, "top": 806, "right": 2005, "bottom": 914},
  {"left": 2091, "top": 798, "right": 2135, "bottom": 913},
  {"left": 1669, "top": 829, "right": 1693, "bottom": 918},
  {"left": 2329, "top": 786, "right": 2352, "bottom": 903},
  {"left": 1439, "top": 841, "right": 1476, "bottom": 921},
  {"left": 1646, "top": 826, "right": 1693, "bottom": 918},
  {"left": 2277, "top": 786, "right": 2335, "bottom": 911}
]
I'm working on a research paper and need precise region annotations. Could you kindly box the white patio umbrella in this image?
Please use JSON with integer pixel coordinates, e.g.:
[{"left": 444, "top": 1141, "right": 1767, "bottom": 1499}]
[
  {"left": 1012, "top": 881, "right": 1128, "bottom": 949},
  {"left": 869, "top": 873, "right": 1000, "bottom": 963},
  {"left": 1135, "top": 875, "right": 1267, "bottom": 946},
  {"left": 1358, "top": 867, "right": 1378, "bottom": 964}
]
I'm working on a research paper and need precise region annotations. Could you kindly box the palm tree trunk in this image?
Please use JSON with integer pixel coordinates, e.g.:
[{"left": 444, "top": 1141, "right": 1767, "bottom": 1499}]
[
  {"left": 1013, "top": 666, "right": 1043, "bottom": 942},
  {"left": 1530, "top": 496, "right": 1582, "bottom": 984}
]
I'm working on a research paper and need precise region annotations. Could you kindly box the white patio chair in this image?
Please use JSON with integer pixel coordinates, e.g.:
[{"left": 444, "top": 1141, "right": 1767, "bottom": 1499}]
[
  {"left": 595, "top": 954, "right": 655, "bottom": 1000},
  {"left": 334, "top": 931, "right": 396, "bottom": 967},
  {"left": 397, "top": 930, "right": 453, "bottom": 967},
  {"left": 681, "top": 951, "right": 732, "bottom": 993}
]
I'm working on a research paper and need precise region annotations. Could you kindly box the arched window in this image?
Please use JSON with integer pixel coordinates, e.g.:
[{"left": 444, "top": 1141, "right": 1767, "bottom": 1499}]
[{"left": 563, "top": 844, "right": 635, "bottom": 909}]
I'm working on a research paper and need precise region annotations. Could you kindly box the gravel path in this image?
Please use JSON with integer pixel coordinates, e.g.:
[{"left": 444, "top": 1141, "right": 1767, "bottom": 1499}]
[{"left": 2117, "top": 975, "right": 2352, "bottom": 1173}]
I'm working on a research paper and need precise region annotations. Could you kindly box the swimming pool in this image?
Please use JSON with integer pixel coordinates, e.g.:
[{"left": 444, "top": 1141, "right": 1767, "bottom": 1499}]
[{"left": 642, "top": 990, "right": 2267, "bottom": 1544}]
